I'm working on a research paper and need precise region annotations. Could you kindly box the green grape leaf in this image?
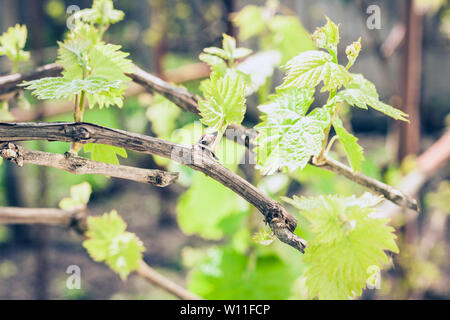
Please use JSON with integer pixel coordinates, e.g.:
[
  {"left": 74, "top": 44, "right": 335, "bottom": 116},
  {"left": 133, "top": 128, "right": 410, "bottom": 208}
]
[
  {"left": 74, "top": 0, "right": 124, "bottom": 26},
  {"left": 329, "top": 74, "right": 409, "bottom": 121},
  {"left": 237, "top": 50, "right": 281, "bottom": 96},
  {"left": 0, "top": 24, "right": 30, "bottom": 63},
  {"left": 83, "top": 143, "right": 127, "bottom": 165},
  {"left": 59, "top": 182, "right": 92, "bottom": 210},
  {"left": 83, "top": 210, "right": 145, "bottom": 280},
  {"left": 21, "top": 76, "right": 122, "bottom": 101},
  {"left": 278, "top": 50, "right": 351, "bottom": 92},
  {"left": 56, "top": 40, "right": 132, "bottom": 108},
  {"left": 283, "top": 193, "right": 398, "bottom": 300},
  {"left": 198, "top": 72, "right": 246, "bottom": 130},
  {"left": 189, "top": 246, "right": 302, "bottom": 299},
  {"left": 88, "top": 43, "right": 134, "bottom": 82},
  {"left": 267, "top": 15, "right": 316, "bottom": 63},
  {"left": 222, "top": 33, "right": 236, "bottom": 58},
  {"left": 233, "top": 47, "right": 253, "bottom": 60},
  {"left": 255, "top": 89, "right": 331, "bottom": 175},
  {"left": 232, "top": 5, "right": 266, "bottom": 41},
  {"left": 311, "top": 17, "right": 340, "bottom": 56},
  {"left": 332, "top": 117, "right": 365, "bottom": 172}
]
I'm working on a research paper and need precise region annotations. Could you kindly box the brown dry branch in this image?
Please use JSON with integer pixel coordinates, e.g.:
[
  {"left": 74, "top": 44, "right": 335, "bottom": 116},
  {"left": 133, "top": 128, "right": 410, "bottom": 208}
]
[
  {"left": 137, "top": 261, "right": 201, "bottom": 300},
  {"left": 0, "top": 206, "right": 200, "bottom": 300},
  {"left": 318, "top": 156, "right": 419, "bottom": 211},
  {"left": 0, "top": 122, "right": 306, "bottom": 252},
  {"left": 0, "top": 63, "right": 418, "bottom": 210},
  {"left": 0, "top": 142, "right": 178, "bottom": 187},
  {"left": 0, "top": 206, "right": 86, "bottom": 230}
]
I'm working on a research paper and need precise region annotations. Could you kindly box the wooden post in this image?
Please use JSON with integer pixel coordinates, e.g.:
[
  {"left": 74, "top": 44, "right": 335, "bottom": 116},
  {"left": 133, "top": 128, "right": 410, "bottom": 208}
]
[{"left": 398, "top": 0, "right": 423, "bottom": 161}]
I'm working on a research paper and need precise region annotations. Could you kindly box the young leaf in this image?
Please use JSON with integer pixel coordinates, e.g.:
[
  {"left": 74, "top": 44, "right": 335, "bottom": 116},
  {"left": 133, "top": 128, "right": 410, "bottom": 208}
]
[
  {"left": 203, "top": 47, "right": 229, "bottom": 61},
  {"left": 255, "top": 89, "right": 331, "bottom": 175},
  {"left": 56, "top": 40, "right": 133, "bottom": 108},
  {"left": 203, "top": 34, "right": 252, "bottom": 65},
  {"left": 283, "top": 193, "right": 398, "bottom": 300},
  {"left": 21, "top": 76, "right": 122, "bottom": 100},
  {"left": 345, "top": 38, "right": 362, "bottom": 69},
  {"left": 222, "top": 33, "right": 237, "bottom": 58},
  {"left": 278, "top": 50, "right": 351, "bottom": 92},
  {"left": 198, "top": 72, "right": 246, "bottom": 130},
  {"left": 0, "top": 24, "right": 29, "bottom": 63},
  {"left": 88, "top": 43, "right": 134, "bottom": 82},
  {"left": 332, "top": 117, "right": 365, "bottom": 172},
  {"left": 59, "top": 182, "right": 92, "bottom": 210},
  {"left": 74, "top": 0, "right": 124, "bottom": 26},
  {"left": 329, "top": 73, "right": 409, "bottom": 121},
  {"left": 83, "top": 210, "right": 145, "bottom": 280},
  {"left": 311, "top": 16, "right": 340, "bottom": 56},
  {"left": 83, "top": 143, "right": 127, "bottom": 165},
  {"left": 21, "top": 76, "right": 120, "bottom": 100},
  {"left": 57, "top": 39, "right": 91, "bottom": 80}
]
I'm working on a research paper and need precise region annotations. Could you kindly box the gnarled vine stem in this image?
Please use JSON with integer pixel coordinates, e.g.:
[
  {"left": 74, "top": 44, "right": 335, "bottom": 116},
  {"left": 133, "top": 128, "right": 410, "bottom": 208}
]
[{"left": 0, "top": 121, "right": 307, "bottom": 253}]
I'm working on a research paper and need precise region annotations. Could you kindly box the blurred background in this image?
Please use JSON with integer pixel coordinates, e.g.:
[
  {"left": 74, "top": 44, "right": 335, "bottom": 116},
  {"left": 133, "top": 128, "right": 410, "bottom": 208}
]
[{"left": 0, "top": 0, "right": 449, "bottom": 299}]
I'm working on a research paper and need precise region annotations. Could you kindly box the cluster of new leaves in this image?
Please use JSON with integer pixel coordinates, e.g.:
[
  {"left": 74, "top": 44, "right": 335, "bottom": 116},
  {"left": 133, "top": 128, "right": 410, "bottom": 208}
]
[
  {"left": 283, "top": 193, "right": 399, "bottom": 299},
  {"left": 21, "top": 0, "right": 131, "bottom": 164},
  {"left": 256, "top": 17, "right": 409, "bottom": 175},
  {"left": 58, "top": 183, "right": 144, "bottom": 281},
  {"left": 26, "top": 34, "right": 134, "bottom": 109},
  {"left": 73, "top": 0, "right": 125, "bottom": 27},
  {"left": 0, "top": 24, "right": 30, "bottom": 67},
  {"left": 198, "top": 34, "right": 248, "bottom": 133},
  {"left": 200, "top": 34, "right": 252, "bottom": 70},
  {"left": 83, "top": 210, "right": 145, "bottom": 280},
  {"left": 201, "top": 34, "right": 281, "bottom": 97}
]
